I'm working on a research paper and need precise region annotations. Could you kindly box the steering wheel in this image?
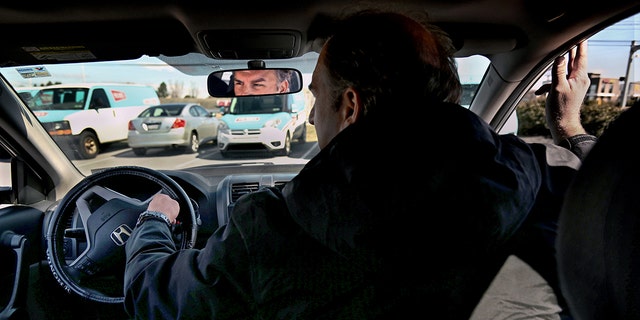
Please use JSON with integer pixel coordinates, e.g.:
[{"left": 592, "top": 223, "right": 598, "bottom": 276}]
[{"left": 46, "top": 166, "right": 198, "bottom": 304}]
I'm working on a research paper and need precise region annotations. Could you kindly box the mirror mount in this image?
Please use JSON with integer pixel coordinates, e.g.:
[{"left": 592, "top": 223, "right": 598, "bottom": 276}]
[{"left": 247, "top": 60, "right": 266, "bottom": 69}]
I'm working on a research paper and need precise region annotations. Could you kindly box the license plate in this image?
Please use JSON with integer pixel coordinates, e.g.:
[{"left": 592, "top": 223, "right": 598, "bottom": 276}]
[{"left": 144, "top": 123, "right": 160, "bottom": 130}]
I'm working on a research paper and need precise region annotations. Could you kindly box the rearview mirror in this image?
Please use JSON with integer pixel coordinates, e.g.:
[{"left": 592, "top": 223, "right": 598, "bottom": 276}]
[{"left": 208, "top": 68, "right": 303, "bottom": 98}]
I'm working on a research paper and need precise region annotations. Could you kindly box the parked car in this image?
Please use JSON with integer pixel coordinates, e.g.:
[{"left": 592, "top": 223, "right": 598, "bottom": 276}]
[
  {"left": 127, "top": 103, "right": 219, "bottom": 155},
  {"left": 0, "top": 1, "right": 638, "bottom": 319}
]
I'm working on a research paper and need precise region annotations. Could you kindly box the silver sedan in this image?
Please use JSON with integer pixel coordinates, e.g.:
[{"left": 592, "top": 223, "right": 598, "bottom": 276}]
[{"left": 127, "top": 103, "right": 219, "bottom": 156}]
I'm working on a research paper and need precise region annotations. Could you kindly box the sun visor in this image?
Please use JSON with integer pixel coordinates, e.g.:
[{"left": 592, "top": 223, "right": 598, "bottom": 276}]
[
  {"left": 0, "top": 18, "right": 195, "bottom": 66},
  {"left": 198, "top": 30, "right": 302, "bottom": 59},
  {"left": 453, "top": 38, "right": 519, "bottom": 57},
  {"left": 437, "top": 23, "right": 525, "bottom": 58}
]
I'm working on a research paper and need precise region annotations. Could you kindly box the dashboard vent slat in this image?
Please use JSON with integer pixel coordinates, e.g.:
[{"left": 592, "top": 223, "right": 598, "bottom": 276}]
[{"left": 231, "top": 182, "right": 260, "bottom": 202}]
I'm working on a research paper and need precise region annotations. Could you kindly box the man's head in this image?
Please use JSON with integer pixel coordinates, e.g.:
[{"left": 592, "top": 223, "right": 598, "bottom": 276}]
[
  {"left": 233, "top": 69, "right": 291, "bottom": 96},
  {"left": 309, "top": 10, "right": 462, "bottom": 149}
]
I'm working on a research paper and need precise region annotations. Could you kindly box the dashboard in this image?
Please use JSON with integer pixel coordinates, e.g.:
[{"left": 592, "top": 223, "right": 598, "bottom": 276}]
[
  {"left": 158, "top": 163, "right": 304, "bottom": 247},
  {"left": 0, "top": 163, "right": 309, "bottom": 318}
]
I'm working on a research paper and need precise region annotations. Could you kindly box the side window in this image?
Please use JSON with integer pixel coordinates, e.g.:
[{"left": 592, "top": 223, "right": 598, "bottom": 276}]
[
  {"left": 155, "top": 107, "right": 169, "bottom": 117},
  {"left": 515, "top": 13, "right": 639, "bottom": 141},
  {"left": 195, "top": 105, "right": 209, "bottom": 117},
  {"left": 189, "top": 106, "right": 199, "bottom": 117},
  {"left": 455, "top": 55, "right": 490, "bottom": 109},
  {"left": 89, "top": 89, "right": 111, "bottom": 109}
]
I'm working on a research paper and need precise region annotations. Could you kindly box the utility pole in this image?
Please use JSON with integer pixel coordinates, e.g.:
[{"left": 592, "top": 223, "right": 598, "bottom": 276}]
[{"left": 621, "top": 41, "right": 640, "bottom": 107}]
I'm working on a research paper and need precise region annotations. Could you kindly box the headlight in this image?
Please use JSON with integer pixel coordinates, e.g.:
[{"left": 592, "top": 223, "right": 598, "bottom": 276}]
[
  {"left": 43, "top": 121, "right": 72, "bottom": 136},
  {"left": 218, "top": 121, "right": 230, "bottom": 133}
]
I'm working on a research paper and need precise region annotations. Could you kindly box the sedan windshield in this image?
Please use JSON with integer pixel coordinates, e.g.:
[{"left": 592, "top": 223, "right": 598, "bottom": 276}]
[{"left": 230, "top": 96, "right": 287, "bottom": 114}]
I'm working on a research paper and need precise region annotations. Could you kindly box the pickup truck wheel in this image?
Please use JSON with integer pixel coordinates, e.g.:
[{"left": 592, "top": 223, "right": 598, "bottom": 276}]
[{"left": 77, "top": 131, "right": 99, "bottom": 159}]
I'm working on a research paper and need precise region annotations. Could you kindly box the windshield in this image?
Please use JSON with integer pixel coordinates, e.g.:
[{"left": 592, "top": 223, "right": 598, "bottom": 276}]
[
  {"left": 0, "top": 13, "right": 635, "bottom": 177},
  {"left": 0, "top": 52, "right": 491, "bottom": 176},
  {"left": 230, "top": 96, "right": 287, "bottom": 114}
]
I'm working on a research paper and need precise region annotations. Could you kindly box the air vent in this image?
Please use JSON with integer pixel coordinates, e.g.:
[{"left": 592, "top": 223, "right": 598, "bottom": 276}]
[
  {"left": 274, "top": 181, "right": 287, "bottom": 188},
  {"left": 231, "top": 182, "right": 260, "bottom": 202}
]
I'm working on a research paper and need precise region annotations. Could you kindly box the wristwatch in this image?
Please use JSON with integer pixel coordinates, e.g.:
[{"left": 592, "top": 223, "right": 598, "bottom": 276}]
[{"left": 135, "top": 210, "right": 172, "bottom": 228}]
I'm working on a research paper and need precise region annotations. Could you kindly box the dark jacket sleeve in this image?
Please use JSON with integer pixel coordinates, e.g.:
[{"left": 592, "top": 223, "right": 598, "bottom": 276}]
[
  {"left": 507, "top": 137, "right": 595, "bottom": 316},
  {"left": 123, "top": 194, "right": 266, "bottom": 319},
  {"left": 559, "top": 133, "right": 597, "bottom": 160}
]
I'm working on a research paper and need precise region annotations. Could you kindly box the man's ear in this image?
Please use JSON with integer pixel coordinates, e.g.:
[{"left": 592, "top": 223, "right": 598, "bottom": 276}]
[
  {"left": 340, "top": 87, "right": 362, "bottom": 128},
  {"left": 279, "top": 80, "right": 290, "bottom": 93}
]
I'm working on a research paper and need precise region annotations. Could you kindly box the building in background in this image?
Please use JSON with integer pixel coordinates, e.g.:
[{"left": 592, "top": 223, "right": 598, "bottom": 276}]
[{"left": 586, "top": 73, "right": 639, "bottom": 106}]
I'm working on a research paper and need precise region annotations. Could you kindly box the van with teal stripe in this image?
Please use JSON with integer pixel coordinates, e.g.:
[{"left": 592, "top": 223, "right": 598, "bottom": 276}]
[{"left": 28, "top": 83, "right": 160, "bottom": 159}]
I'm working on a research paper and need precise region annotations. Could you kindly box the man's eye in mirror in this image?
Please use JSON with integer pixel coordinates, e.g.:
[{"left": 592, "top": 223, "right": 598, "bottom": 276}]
[{"left": 208, "top": 68, "right": 303, "bottom": 98}]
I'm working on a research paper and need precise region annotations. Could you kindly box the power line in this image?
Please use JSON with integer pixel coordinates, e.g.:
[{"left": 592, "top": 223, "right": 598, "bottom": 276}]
[{"left": 589, "top": 40, "right": 639, "bottom": 47}]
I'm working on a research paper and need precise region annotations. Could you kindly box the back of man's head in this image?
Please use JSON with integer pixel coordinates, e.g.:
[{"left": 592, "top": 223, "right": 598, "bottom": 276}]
[{"left": 323, "top": 10, "right": 462, "bottom": 117}]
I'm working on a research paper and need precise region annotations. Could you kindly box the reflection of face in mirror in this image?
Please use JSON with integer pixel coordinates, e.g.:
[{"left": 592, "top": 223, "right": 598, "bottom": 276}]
[{"left": 233, "top": 69, "right": 291, "bottom": 96}]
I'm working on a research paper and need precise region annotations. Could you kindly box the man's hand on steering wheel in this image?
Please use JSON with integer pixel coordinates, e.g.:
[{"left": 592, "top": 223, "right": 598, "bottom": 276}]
[{"left": 148, "top": 193, "right": 180, "bottom": 224}]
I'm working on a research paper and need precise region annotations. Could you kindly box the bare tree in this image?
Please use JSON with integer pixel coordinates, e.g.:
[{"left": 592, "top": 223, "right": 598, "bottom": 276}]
[
  {"left": 188, "top": 81, "right": 200, "bottom": 98},
  {"left": 168, "top": 80, "right": 184, "bottom": 99}
]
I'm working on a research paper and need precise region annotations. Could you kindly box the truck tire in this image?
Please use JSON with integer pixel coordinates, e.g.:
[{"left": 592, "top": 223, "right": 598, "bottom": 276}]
[{"left": 77, "top": 131, "right": 99, "bottom": 159}]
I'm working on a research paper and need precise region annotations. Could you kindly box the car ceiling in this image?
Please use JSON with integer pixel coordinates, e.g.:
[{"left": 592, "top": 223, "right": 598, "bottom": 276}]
[{"left": 0, "top": 0, "right": 638, "bottom": 84}]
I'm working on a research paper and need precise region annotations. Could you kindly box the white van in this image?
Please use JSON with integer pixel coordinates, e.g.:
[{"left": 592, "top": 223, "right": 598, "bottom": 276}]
[
  {"left": 217, "top": 92, "right": 308, "bottom": 156},
  {"left": 28, "top": 83, "right": 160, "bottom": 159}
]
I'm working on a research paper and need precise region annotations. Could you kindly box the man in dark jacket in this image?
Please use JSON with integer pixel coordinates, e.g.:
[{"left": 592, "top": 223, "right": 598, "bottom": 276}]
[{"left": 124, "top": 10, "right": 595, "bottom": 319}]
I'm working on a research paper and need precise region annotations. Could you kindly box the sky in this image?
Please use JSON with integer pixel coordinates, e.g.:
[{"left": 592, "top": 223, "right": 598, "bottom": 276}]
[
  {"left": 3, "top": 13, "right": 640, "bottom": 99},
  {"left": 589, "top": 14, "right": 640, "bottom": 78}
]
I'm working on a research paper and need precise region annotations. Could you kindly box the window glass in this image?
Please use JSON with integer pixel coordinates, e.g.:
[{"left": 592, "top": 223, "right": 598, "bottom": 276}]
[{"left": 455, "top": 55, "right": 490, "bottom": 108}]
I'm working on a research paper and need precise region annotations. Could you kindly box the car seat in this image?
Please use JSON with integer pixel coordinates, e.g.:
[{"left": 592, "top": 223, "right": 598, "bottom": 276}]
[{"left": 557, "top": 100, "right": 640, "bottom": 319}]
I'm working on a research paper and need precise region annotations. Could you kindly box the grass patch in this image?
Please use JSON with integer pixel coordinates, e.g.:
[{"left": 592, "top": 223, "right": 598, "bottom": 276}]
[{"left": 305, "top": 123, "right": 317, "bottom": 142}]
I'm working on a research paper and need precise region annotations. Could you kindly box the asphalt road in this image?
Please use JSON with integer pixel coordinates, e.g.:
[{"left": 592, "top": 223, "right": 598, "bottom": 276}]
[
  {"left": 71, "top": 141, "right": 319, "bottom": 176},
  {"left": 70, "top": 135, "right": 552, "bottom": 176}
]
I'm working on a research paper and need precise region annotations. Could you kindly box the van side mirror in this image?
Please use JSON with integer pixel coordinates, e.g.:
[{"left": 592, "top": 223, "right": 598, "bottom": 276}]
[{"left": 208, "top": 68, "right": 303, "bottom": 98}]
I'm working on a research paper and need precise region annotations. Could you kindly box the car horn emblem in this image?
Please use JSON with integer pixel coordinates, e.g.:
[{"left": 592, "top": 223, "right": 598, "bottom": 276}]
[{"left": 110, "top": 224, "right": 133, "bottom": 246}]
